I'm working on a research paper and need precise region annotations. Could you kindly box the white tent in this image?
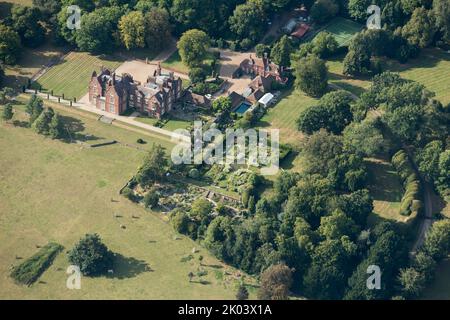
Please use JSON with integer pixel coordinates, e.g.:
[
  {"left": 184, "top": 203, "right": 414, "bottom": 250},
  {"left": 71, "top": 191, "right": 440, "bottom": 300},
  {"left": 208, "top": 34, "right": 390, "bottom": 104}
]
[{"left": 258, "top": 93, "right": 274, "bottom": 108}]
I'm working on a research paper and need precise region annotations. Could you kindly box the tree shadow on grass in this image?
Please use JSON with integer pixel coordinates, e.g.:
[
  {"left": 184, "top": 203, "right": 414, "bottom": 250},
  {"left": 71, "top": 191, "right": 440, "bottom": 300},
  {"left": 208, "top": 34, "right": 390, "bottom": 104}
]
[
  {"left": 12, "top": 120, "right": 29, "bottom": 128},
  {"left": 191, "top": 280, "right": 212, "bottom": 285},
  {"left": 59, "top": 115, "right": 103, "bottom": 143},
  {"left": 365, "top": 159, "right": 403, "bottom": 203},
  {"left": 280, "top": 150, "right": 299, "bottom": 170},
  {"left": 109, "top": 254, "right": 152, "bottom": 279}
]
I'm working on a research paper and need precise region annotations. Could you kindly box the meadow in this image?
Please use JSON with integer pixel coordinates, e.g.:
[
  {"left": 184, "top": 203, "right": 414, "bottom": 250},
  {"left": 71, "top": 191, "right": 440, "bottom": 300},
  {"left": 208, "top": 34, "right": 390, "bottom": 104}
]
[{"left": 0, "top": 98, "right": 255, "bottom": 299}]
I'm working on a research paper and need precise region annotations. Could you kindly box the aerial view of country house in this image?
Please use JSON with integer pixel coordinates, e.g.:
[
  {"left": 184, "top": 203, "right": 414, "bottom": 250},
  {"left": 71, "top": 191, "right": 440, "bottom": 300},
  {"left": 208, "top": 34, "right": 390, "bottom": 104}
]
[{"left": 0, "top": 0, "right": 449, "bottom": 301}]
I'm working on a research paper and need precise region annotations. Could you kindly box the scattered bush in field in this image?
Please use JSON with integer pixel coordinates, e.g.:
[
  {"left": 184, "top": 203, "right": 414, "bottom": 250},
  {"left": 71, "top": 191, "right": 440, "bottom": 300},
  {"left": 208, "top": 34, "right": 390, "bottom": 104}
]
[
  {"left": 122, "top": 187, "right": 137, "bottom": 202},
  {"left": 143, "top": 190, "right": 159, "bottom": 208},
  {"left": 236, "top": 284, "right": 249, "bottom": 300},
  {"left": 10, "top": 242, "right": 63, "bottom": 286}
]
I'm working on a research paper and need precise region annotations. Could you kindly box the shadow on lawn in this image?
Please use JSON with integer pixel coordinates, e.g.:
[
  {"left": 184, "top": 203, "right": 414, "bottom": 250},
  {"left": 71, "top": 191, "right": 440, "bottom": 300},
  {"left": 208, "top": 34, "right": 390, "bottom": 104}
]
[
  {"left": 365, "top": 159, "right": 403, "bottom": 203},
  {"left": 109, "top": 254, "right": 153, "bottom": 279},
  {"left": 59, "top": 115, "right": 103, "bottom": 143},
  {"left": 383, "top": 48, "right": 449, "bottom": 73}
]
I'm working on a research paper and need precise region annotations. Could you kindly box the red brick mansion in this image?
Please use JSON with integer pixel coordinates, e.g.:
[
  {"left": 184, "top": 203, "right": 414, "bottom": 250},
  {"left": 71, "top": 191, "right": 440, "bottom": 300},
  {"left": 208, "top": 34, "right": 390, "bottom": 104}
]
[
  {"left": 88, "top": 65, "right": 182, "bottom": 119},
  {"left": 235, "top": 53, "right": 288, "bottom": 84}
]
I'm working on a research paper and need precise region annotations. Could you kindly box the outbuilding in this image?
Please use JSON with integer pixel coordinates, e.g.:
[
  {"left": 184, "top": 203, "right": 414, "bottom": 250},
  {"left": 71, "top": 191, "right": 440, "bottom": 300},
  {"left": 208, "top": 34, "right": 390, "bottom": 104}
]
[{"left": 258, "top": 93, "right": 274, "bottom": 108}]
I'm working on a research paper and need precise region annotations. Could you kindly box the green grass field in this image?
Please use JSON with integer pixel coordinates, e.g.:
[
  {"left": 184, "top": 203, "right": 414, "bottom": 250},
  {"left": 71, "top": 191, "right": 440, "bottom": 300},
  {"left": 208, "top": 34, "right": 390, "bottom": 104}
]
[
  {"left": 34, "top": 52, "right": 123, "bottom": 100},
  {"left": 321, "top": 17, "right": 364, "bottom": 47},
  {"left": 325, "top": 48, "right": 450, "bottom": 105},
  {"left": 257, "top": 89, "right": 318, "bottom": 147},
  {"left": 162, "top": 50, "right": 217, "bottom": 75},
  {"left": 326, "top": 55, "right": 372, "bottom": 97},
  {"left": 161, "top": 50, "right": 189, "bottom": 74},
  {"left": 0, "top": 99, "right": 255, "bottom": 299},
  {"left": 365, "top": 158, "right": 404, "bottom": 225},
  {"left": 135, "top": 116, "right": 192, "bottom": 132},
  {"left": 383, "top": 48, "right": 450, "bottom": 104}
]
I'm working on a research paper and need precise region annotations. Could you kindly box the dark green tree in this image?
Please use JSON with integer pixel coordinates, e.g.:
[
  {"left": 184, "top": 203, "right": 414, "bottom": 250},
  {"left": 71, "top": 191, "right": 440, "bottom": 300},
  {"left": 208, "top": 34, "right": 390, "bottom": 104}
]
[
  {"left": 11, "top": 5, "right": 46, "bottom": 48},
  {"left": 0, "top": 24, "right": 21, "bottom": 65},
  {"left": 136, "top": 144, "right": 168, "bottom": 186},
  {"left": 1, "top": 103, "right": 14, "bottom": 122},
  {"left": 270, "top": 35, "right": 293, "bottom": 67},
  {"left": 293, "top": 55, "right": 328, "bottom": 97},
  {"left": 236, "top": 284, "right": 249, "bottom": 300},
  {"left": 68, "top": 233, "right": 113, "bottom": 276}
]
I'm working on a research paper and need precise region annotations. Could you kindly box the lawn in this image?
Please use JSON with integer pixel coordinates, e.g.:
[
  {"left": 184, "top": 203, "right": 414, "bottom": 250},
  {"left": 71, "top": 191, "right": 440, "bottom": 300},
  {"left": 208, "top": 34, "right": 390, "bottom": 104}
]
[
  {"left": 0, "top": 100, "right": 254, "bottom": 299},
  {"left": 321, "top": 17, "right": 364, "bottom": 47},
  {"left": 161, "top": 50, "right": 189, "bottom": 74},
  {"left": 326, "top": 48, "right": 450, "bottom": 104},
  {"left": 257, "top": 89, "right": 318, "bottom": 147},
  {"left": 33, "top": 52, "right": 123, "bottom": 100},
  {"left": 365, "top": 158, "right": 404, "bottom": 225},
  {"left": 3, "top": 42, "right": 66, "bottom": 91},
  {"left": 162, "top": 50, "right": 217, "bottom": 75},
  {"left": 383, "top": 48, "right": 450, "bottom": 105},
  {"left": 135, "top": 116, "right": 192, "bottom": 132},
  {"left": 326, "top": 55, "right": 372, "bottom": 97}
]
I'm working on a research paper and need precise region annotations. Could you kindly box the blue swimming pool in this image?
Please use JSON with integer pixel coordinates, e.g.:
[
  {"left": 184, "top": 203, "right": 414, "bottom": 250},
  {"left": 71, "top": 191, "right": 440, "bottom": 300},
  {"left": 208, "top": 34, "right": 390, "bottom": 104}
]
[{"left": 235, "top": 102, "right": 251, "bottom": 114}]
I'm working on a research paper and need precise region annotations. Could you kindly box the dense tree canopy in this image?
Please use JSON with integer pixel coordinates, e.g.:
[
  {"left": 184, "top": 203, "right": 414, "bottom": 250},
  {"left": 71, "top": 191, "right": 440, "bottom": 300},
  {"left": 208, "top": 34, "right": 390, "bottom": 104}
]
[
  {"left": 229, "top": 0, "right": 267, "bottom": 43},
  {"left": 11, "top": 5, "right": 46, "bottom": 48},
  {"left": 177, "top": 29, "right": 210, "bottom": 68},
  {"left": 293, "top": 55, "right": 328, "bottom": 97},
  {"left": 144, "top": 8, "right": 172, "bottom": 50},
  {"left": 0, "top": 24, "right": 21, "bottom": 65},
  {"left": 75, "top": 6, "right": 124, "bottom": 53}
]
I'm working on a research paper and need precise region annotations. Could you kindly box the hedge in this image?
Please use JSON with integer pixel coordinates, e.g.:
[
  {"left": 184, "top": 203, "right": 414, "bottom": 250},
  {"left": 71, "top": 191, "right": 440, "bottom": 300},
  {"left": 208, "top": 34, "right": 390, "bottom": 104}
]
[
  {"left": 10, "top": 242, "right": 63, "bottom": 286},
  {"left": 391, "top": 150, "right": 422, "bottom": 216}
]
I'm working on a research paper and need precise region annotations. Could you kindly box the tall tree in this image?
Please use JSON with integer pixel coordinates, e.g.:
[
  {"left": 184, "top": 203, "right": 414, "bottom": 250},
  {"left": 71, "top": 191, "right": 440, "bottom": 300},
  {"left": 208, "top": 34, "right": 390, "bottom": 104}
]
[
  {"left": 432, "top": 0, "right": 450, "bottom": 43},
  {"left": 297, "top": 90, "right": 353, "bottom": 134},
  {"left": 144, "top": 8, "right": 172, "bottom": 50},
  {"left": 293, "top": 55, "right": 328, "bottom": 97},
  {"left": 0, "top": 24, "right": 21, "bottom": 65},
  {"left": 177, "top": 29, "right": 210, "bottom": 68},
  {"left": 401, "top": 7, "right": 436, "bottom": 48},
  {"left": 258, "top": 264, "right": 293, "bottom": 300},
  {"left": 229, "top": 0, "right": 267, "bottom": 42},
  {"left": 119, "top": 11, "right": 146, "bottom": 50},
  {"left": 75, "top": 6, "right": 124, "bottom": 53},
  {"left": 1, "top": 103, "right": 14, "bottom": 122},
  {"left": 136, "top": 144, "right": 168, "bottom": 186},
  {"left": 270, "top": 35, "right": 293, "bottom": 67},
  {"left": 48, "top": 112, "right": 63, "bottom": 139},
  {"left": 11, "top": 5, "right": 46, "bottom": 48},
  {"left": 310, "top": 0, "right": 339, "bottom": 24},
  {"left": 68, "top": 233, "right": 113, "bottom": 276}
]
